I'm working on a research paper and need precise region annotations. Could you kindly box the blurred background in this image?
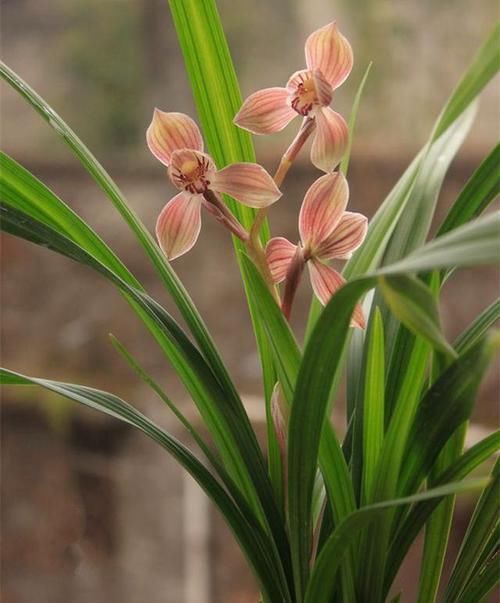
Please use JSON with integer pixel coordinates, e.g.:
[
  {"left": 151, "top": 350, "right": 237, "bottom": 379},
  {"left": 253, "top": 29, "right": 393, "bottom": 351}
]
[{"left": 1, "top": 0, "right": 498, "bottom": 601}]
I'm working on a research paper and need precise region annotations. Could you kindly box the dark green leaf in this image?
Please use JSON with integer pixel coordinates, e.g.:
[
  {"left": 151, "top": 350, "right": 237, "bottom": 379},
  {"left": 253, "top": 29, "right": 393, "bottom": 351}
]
[
  {"left": 437, "top": 144, "right": 500, "bottom": 238},
  {"left": 0, "top": 368, "right": 292, "bottom": 603},
  {"left": 340, "top": 62, "right": 372, "bottom": 175},
  {"left": 0, "top": 64, "right": 242, "bottom": 426},
  {"left": 443, "top": 459, "right": 500, "bottom": 602},
  {"left": 378, "top": 274, "right": 456, "bottom": 359},
  {"left": 385, "top": 431, "right": 500, "bottom": 595},
  {"left": 304, "top": 479, "right": 489, "bottom": 603}
]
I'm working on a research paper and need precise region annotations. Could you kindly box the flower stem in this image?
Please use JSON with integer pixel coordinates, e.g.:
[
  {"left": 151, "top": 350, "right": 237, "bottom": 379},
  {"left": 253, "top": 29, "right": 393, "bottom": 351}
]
[
  {"left": 281, "top": 245, "right": 305, "bottom": 321},
  {"left": 249, "top": 116, "right": 316, "bottom": 244},
  {"left": 202, "top": 190, "right": 249, "bottom": 242},
  {"left": 203, "top": 190, "right": 279, "bottom": 302},
  {"left": 244, "top": 116, "right": 316, "bottom": 305}
]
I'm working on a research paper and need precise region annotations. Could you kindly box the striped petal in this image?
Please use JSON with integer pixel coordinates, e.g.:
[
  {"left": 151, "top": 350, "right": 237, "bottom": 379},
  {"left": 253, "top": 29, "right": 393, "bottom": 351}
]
[
  {"left": 234, "top": 87, "right": 297, "bottom": 134},
  {"left": 305, "top": 22, "right": 354, "bottom": 90},
  {"left": 308, "top": 259, "right": 365, "bottom": 328},
  {"left": 299, "top": 171, "right": 349, "bottom": 252},
  {"left": 310, "top": 107, "right": 348, "bottom": 173},
  {"left": 155, "top": 192, "right": 202, "bottom": 260},
  {"left": 317, "top": 211, "right": 368, "bottom": 260},
  {"left": 147, "top": 109, "right": 203, "bottom": 167},
  {"left": 211, "top": 163, "right": 282, "bottom": 208},
  {"left": 266, "top": 237, "right": 298, "bottom": 283}
]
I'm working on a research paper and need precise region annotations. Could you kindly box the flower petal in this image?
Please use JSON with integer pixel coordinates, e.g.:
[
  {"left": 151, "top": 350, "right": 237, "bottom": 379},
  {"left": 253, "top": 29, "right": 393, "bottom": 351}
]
[
  {"left": 310, "top": 107, "right": 348, "bottom": 173},
  {"left": 308, "top": 258, "right": 344, "bottom": 304},
  {"left": 155, "top": 192, "right": 202, "bottom": 260},
  {"left": 234, "top": 88, "right": 297, "bottom": 134},
  {"left": 146, "top": 109, "right": 203, "bottom": 166},
  {"left": 351, "top": 304, "right": 366, "bottom": 330},
  {"left": 266, "top": 237, "right": 298, "bottom": 283},
  {"left": 211, "top": 163, "right": 282, "bottom": 208},
  {"left": 317, "top": 211, "right": 368, "bottom": 260},
  {"left": 308, "top": 259, "right": 365, "bottom": 328},
  {"left": 305, "top": 22, "right": 353, "bottom": 90},
  {"left": 299, "top": 171, "right": 349, "bottom": 252}
]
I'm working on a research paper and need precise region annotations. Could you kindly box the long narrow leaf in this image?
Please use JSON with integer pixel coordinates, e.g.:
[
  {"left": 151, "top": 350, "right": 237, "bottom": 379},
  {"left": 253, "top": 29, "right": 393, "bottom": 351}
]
[
  {"left": 340, "top": 61, "right": 373, "bottom": 175},
  {"left": 399, "top": 335, "right": 497, "bottom": 496},
  {"left": 0, "top": 369, "right": 292, "bottom": 603},
  {"left": 456, "top": 553, "right": 499, "bottom": 603},
  {"left": 443, "top": 459, "right": 500, "bottom": 602},
  {"left": 436, "top": 144, "right": 500, "bottom": 238},
  {"left": 304, "top": 479, "right": 490, "bottom": 603},
  {"left": 416, "top": 426, "right": 467, "bottom": 603},
  {"left": 385, "top": 431, "right": 500, "bottom": 595},
  {"left": 240, "top": 254, "right": 358, "bottom": 601},
  {"left": 432, "top": 23, "right": 500, "bottom": 140},
  {"left": 0, "top": 201, "right": 291, "bottom": 566},
  {"left": 361, "top": 307, "right": 385, "bottom": 504},
  {"left": 0, "top": 62, "right": 241, "bottom": 419},
  {"left": 454, "top": 299, "right": 500, "bottom": 353},
  {"left": 166, "top": 0, "right": 278, "bottom": 409}
]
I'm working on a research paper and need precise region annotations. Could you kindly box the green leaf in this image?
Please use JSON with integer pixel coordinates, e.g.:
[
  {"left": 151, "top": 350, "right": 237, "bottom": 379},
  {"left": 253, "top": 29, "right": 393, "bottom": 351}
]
[
  {"left": 436, "top": 144, "right": 500, "bottom": 238},
  {"left": 239, "top": 255, "right": 301, "bottom": 401},
  {"left": 0, "top": 201, "right": 291, "bottom": 563},
  {"left": 378, "top": 274, "right": 456, "bottom": 359},
  {"left": 382, "top": 104, "right": 476, "bottom": 270},
  {"left": 344, "top": 26, "right": 499, "bottom": 348},
  {"left": 358, "top": 335, "right": 430, "bottom": 601},
  {"left": 287, "top": 278, "right": 372, "bottom": 599},
  {"left": 344, "top": 25, "right": 499, "bottom": 282},
  {"left": 166, "top": 0, "right": 278, "bottom": 411},
  {"left": 242, "top": 209, "right": 499, "bottom": 598},
  {"left": 0, "top": 152, "right": 141, "bottom": 288},
  {"left": 240, "top": 253, "right": 357, "bottom": 601},
  {"left": 108, "top": 334, "right": 222, "bottom": 473},
  {"left": 456, "top": 553, "right": 499, "bottom": 603},
  {"left": 339, "top": 35, "right": 497, "bottom": 474},
  {"left": 340, "top": 61, "right": 373, "bottom": 175},
  {"left": 361, "top": 307, "right": 385, "bottom": 504},
  {"left": 304, "top": 479, "right": 490, "bottom": 603},
  {"left": 385, "top": 431, "right": 500, "bottom": 595},
  {"left": 432, "top": 23, "right": 500, "bottom": 140},
  {"left": 381, "top": 143, "right": 499, "bottom": 431},
  {"left": 443, "top": 459, "right": 500, "bottom": 602},
  {"left": 0, "top": 368, "right": 292, "bottom": 603},
  {"left": 415, "top": 426, "right": 467, "bottom": 603},
  {"left": 399, "top": 335, "right": 497, "bottom": 496},
  {"left": 376, "top": 106, "right": 475, "bottom": 373},
  {"left": 377, "top": 213, "right": 500, "bottom": 275},
  {"left": 0, "top": 64, "right": 241, "bottom": 416},
  {"left": 454, "top": 299, "right": 500, "bottom": 354},
  {"left": 366, "top": 334, "right": 496, "bottom": 599}
]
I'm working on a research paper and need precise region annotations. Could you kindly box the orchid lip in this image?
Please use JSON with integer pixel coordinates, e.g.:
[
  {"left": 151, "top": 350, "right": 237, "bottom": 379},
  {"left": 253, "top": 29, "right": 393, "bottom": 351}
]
[
  {"left": 168, "top": 149, "right": 215, "bottom": 194},
  {"left": 287, "top": 69, "right": 333, "bottom": 117}
]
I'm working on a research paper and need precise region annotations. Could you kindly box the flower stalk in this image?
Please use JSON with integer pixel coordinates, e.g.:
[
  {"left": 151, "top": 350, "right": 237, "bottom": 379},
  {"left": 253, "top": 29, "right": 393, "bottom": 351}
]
[{"left": 202, "top": 190, "right": 249, "bottom": 242}]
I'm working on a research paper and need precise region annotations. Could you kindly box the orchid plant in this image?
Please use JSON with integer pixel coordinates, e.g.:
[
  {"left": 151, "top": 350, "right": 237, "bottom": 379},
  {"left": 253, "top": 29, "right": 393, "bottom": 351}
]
[{"left": 1, "top": 3, "right": 499, "bottom": 603}]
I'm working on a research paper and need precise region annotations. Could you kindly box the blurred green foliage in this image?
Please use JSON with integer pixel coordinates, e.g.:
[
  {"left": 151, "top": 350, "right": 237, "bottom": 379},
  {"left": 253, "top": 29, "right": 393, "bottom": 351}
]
[{"left": 56, "top": 0, "right": 144, "bottom": 150}]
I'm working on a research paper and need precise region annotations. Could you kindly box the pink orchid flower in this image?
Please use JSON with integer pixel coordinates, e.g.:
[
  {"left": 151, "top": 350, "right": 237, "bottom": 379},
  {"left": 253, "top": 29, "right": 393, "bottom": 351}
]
[
  {"left": 147, "top": 109, "right": 281, "bottom": 259},
  {"left": 234, "top": 22, "right": 352, "bottom": 173},
  {"left": 266, "top": 171, "right": 367, "bottom": 327}
]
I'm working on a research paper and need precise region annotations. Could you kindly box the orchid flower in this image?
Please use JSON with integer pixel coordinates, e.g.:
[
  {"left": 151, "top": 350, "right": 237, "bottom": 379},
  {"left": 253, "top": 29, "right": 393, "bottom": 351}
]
[
  {"left": 266, "top": 171, "right": 367, "bottom": 327},
  {"left": 234, "top": 22, "right": 352, "bottom": 174},
  {"left": 147, "top": 109, "right": 281, "bottom": 259}
]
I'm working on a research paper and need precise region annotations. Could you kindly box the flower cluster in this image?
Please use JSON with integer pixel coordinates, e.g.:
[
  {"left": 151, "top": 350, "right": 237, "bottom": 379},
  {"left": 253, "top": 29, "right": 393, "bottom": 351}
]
[
  {"left": 147, "top": 21, "right": 367, "bottom": 326},
  {"left": 234, "top": 22, "right": 352, "bottom": 174}
]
